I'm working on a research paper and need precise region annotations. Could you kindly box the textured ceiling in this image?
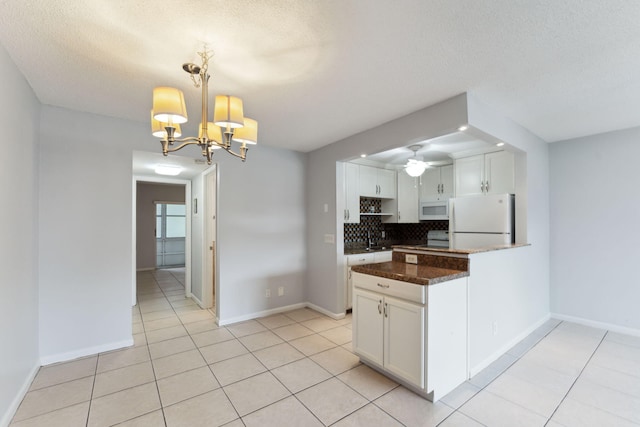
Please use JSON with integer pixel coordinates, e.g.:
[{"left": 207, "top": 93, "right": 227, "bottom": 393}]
[{"left": 1, "top": 1, "right": 640, "bottom": 153}]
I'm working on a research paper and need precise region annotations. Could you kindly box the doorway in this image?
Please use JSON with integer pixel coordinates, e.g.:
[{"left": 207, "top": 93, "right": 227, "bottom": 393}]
[{"left": 155, "top": 202, "right": 187, "bottom": 268}]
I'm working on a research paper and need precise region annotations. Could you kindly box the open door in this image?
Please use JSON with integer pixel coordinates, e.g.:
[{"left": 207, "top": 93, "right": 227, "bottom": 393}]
[{"left": 203, "top": 166, "right": 218, "bottom": 314}]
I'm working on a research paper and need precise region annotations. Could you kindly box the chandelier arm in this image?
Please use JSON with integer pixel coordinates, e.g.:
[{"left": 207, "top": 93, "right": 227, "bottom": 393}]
[
  {"left": 222, "top": 146, "right": 248, "bottom": 162},
  {"left": 163, "top": 139, "right": 202, "bottom": 153}
]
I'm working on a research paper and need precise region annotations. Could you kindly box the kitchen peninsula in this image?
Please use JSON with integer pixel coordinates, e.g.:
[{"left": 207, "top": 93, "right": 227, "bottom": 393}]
[{"left": 350, "top": 243, "right": 531, "bottom": 401}]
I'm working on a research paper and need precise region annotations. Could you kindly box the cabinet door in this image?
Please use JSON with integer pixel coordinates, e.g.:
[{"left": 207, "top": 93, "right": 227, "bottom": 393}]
[
  {"left": 344, "top": 163, "right": 360, "bottom": 223},
  {"left": 383, "top": 296, "right": 425, "bottom": 389},
  {"left": 352, "top": 288, "right": 384, "bottom": 366},
  {"left": 439, "top": 165, "right": 454, "bottom": 200},
  {"left": 454, "top": 155, "right": 484, "bottom": 197},
  {"left": 358, "top": 165, "right": 378, "bottom": 198},
  {"left": 485, "top": 151, "right": 515, "bottom": 195},
  {"left": 397, "top": 171, "right": 419, "bottom": 223},
  {"left": 419, "top": 167, "right": 441, "bottom": 202},
  {"left": 377, "top": 168, "right": 397, "bottom": 199}
]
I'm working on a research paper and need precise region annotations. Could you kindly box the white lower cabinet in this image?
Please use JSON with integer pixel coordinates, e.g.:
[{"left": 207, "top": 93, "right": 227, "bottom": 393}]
[
  {"left": 345, "top": 251, "right": 392, "bottom": 310},
  {"left": 352, "top": 272, "right": 467, "bottom": 401}
]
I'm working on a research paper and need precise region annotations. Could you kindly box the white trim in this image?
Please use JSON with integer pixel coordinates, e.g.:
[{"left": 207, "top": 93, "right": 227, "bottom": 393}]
[
  {"left": 190, "top": 293, "right": 206, "bottom": 309},
  {"left": 218, "top": 303, "right": 307, "bottom": 326},
  {"left": 551, "top": 312, "right": 640, "bottom": 337},
  {"left": 0, "top": 363, "right": 39, "bottom": 427},
  {"left": 305, "top": 302, "right": 346, "bottom": 320},
  {"left": 469, "top": 313, "right": 550, "bottom": 377},
  {"left": 201, "top": 165, "right": 218, "bottom": 310},
  {"left": 217, "top": 302, "right": 347, "bottom": 326},
  {"left": 39, "top": 338, "right": 134, "bottom": 366},
  {"left": 136, "top": 267, "right": 155, "bottom": 272}
]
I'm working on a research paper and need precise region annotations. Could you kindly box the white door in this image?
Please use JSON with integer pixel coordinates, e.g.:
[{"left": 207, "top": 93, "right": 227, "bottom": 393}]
[
  {"left": 353, "top": 288, "right": 384, "bottom": 366},
  {"left": 377, "top": 168, "right": 397, "bottom": 199},
  {"left": 344, "top": 163, "right": 360, "bottom": 224},
  {"left": 204, "top": 166, "right": 218, "bottom": 310},
  {"left": 439, "top": 165, "right": 454, "bottom": 200},
  {"left": 358, "top": 165, "right": 378, "bottom": 197},
  {"left": 383, "top": 295, "right": 425, "bottom": 389}
]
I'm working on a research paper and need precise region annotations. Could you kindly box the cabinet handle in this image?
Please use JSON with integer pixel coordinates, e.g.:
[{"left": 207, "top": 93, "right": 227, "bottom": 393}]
[
  {"left": 377, "top": 283, "right": 390, "bottom": 289},
  {"left": 485, "top": 181, "right": 490, "bottom": 192},
  {"left": 347, "top": 209, "right": 350, "bottom": 220},
  {"left": 384, "top": 302, "right": 388, "bottom": 317},
  {"left": 398, "top": 211, "right": 401, "bottom": 221},
  {"left": 378, "top": 300, "right": 382, "bottom": 314},
  {"left": 481, "top": 181, "right": 485, "bottom": 192}
]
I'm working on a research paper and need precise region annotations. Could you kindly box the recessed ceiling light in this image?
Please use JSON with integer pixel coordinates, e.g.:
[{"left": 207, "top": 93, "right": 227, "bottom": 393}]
[
  {"left": 155, "top": 165, "right": 183, "bottom": 176},
  {"left": 496, "top": 142, "right": 505, "bottom": 147},
  {"left": 458, "top": 125, "right": 468, "bottom": 132},
  {"left": 360, "top": 154, "right": 367, "bottom": 158}
]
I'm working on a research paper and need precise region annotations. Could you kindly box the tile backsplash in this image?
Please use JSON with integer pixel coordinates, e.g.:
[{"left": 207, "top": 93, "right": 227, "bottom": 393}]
[{"left": 344, "top": 197, "right": 449, "bottom": 249}]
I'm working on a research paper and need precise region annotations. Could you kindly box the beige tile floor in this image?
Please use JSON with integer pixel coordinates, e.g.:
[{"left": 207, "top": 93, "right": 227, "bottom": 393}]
[{"left": 10, "top": 268, "right": 640, "bottom": 426}]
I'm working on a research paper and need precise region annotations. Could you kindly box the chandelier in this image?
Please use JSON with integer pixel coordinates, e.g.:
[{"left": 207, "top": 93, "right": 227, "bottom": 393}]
[
  {"left": 151, "top": 48, "right": 257, "bottom": 164},
  {"left": 405, "top": 145, "right": 428, "bottom": 177}
]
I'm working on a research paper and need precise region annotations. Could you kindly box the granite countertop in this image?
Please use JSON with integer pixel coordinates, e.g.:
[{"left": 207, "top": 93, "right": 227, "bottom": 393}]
[
  {"left": 344, "top": 247, "right": 392, "bottom": 255},
  {"left": 392, "top": 243, "right": 530, "bottom": 255},
  {"left": 351, "top": 262, "right": 469, "bottom": 286}
]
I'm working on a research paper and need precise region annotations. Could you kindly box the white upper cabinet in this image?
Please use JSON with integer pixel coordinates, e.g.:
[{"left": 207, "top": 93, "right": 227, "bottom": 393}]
[
  {"left": 359, "top": 165, "right": 397, "bottom": 199},
  {"left": 344, "top": 162, "right": 360, "bottom": 223},
  {"left": 397, "top": 171, "right": 419, "bottom": 223},
  {"left": 454, "top": 151, "right": 514, "bottom": 197},
  {"left": 420, "top": 165, "right": 453, "bottom": 202}
]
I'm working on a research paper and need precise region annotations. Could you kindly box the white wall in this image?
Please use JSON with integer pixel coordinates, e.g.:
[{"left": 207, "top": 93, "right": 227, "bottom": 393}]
[
  {"left": 216, "top": 146, "right": 308, "bottom": 324},
  {"left": 306, "top": 94, "right": 470, "bottom": 315},
  {"left": 0, "top": 43, "right": 41, "bottom": 426},
  {"left": 550, "top": 127, "right": 640, "bottom": 332},
  {"left": 38, "top": 106, "right": 151, "bottom": 362},
  {"left": 466, "top": 93, "right": 550, "bottom": 370}
]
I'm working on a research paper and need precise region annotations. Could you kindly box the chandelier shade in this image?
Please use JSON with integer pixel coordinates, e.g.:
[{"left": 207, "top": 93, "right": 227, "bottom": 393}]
[
  {"left": 151, "top": 110, "right": 182, "bottom": 138},
  {"left": 232, "top": 118, "right": 258, "bottom": 145},
  {"left": 150, "top": 47, "right": 258, "bottom": 164},
  {"left": 213, "top": 95, "right": 244, "bottom": 128},
  {"left": 198, "top": 122, "right": 223, "bottom": 143},
  {"left": 405, "top": 159, "right": 428, "bottom": 177},
  {"left": 152, "top": 87, "right": 188, "bottom": 124}
]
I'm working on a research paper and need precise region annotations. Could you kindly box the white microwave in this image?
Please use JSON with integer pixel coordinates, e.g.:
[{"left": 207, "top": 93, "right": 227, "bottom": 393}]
[{"left": 419, "top": 200, "right": 449, "bottom": 220}]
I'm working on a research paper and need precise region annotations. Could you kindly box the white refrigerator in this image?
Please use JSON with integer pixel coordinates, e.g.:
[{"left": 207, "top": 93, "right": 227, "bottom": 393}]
[{"left": 449, "top": 193, "right": 515, "bottom": 248}]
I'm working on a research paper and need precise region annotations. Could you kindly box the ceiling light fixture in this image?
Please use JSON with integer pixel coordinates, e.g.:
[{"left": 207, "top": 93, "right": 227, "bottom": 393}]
[
  {"left": 154, "top": 165, "right": 183, "bottom": 176},
  {"left": 496, "top": 142, "right": 505, "bottom": 147},
  {"left": 151, "top": 47, "right": 257, "bottom": 165},
  {"left": 458, "top": 125, "right": 468, "bottom": 132},
  {"left": 405, "top": 145, "right": 428, "bottom": 177}
]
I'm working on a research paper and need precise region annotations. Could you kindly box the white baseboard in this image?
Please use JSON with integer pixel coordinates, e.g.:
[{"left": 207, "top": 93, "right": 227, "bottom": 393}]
[
  {"left": 305, "top": 302, "right": 346, "bottom": 320},
  {"left": 469, "top": 313, "right": 551, "bottom": 377},
  {"left": 218, "top": 303, "right": 307, "bottom": 326},
  {"left": 40, "top": 338, "right": 134, "bottom": 366},
  {"left": 135, "top": 267, "right": 155, "bottom": 272},
  {"left": 0, "top": 362, "right": 39, "bottom": 427},
  {"left": 190, "top": 294, "right": 207, "bottom": 309},
  {"left": 551, "top": 313, "right": 640, "bottom": 337}
]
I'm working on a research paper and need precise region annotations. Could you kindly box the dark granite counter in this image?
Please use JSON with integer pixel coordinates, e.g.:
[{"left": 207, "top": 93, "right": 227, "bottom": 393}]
[{"left": 351, "top": 262, "right": 469, "bottom": 286}]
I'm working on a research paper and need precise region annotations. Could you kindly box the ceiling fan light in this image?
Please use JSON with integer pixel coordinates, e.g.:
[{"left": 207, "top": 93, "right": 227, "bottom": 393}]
[{"left": 405, "top": 159, "right": 427, "bottom": 177}]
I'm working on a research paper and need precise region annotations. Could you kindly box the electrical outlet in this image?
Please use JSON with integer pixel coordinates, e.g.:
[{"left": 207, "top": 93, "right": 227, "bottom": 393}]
[
  {"left": 265, "top": 289, "right": 271, "bottom": 298},
  {"left": 381, "top": 231, "right": 386, "bottom": 238},
  {"left": 405, "top": 254, "right": 418, "bottom": 264},
  {"left": 492, "top": 321, "right": 498, "bottom": 336},
  {"left": 278, "top": 286, "right": 284, "bottom": 296}
]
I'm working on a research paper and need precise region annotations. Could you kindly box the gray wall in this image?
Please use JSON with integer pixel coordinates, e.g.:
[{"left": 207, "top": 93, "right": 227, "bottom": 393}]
[
  {"left": 136, "top": 182, "right": 186, "bottom": 270},
  {"left": 0, "top": 43, "right": 41, "bottom": 425},
  {"left": 550, "top": 127, "right": 640, "bottom": 330},
  {"left": 215, "top": 146, "right": 308, "bottom": 323}
]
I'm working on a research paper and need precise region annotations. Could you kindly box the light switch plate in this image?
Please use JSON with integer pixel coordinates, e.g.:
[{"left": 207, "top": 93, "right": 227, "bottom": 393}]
[
  {"left": 405, "top": 254, "right": 418, "bottom": 264},
  {"left": 324, "top": 234, "right": 335, "bottom": 244}
]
